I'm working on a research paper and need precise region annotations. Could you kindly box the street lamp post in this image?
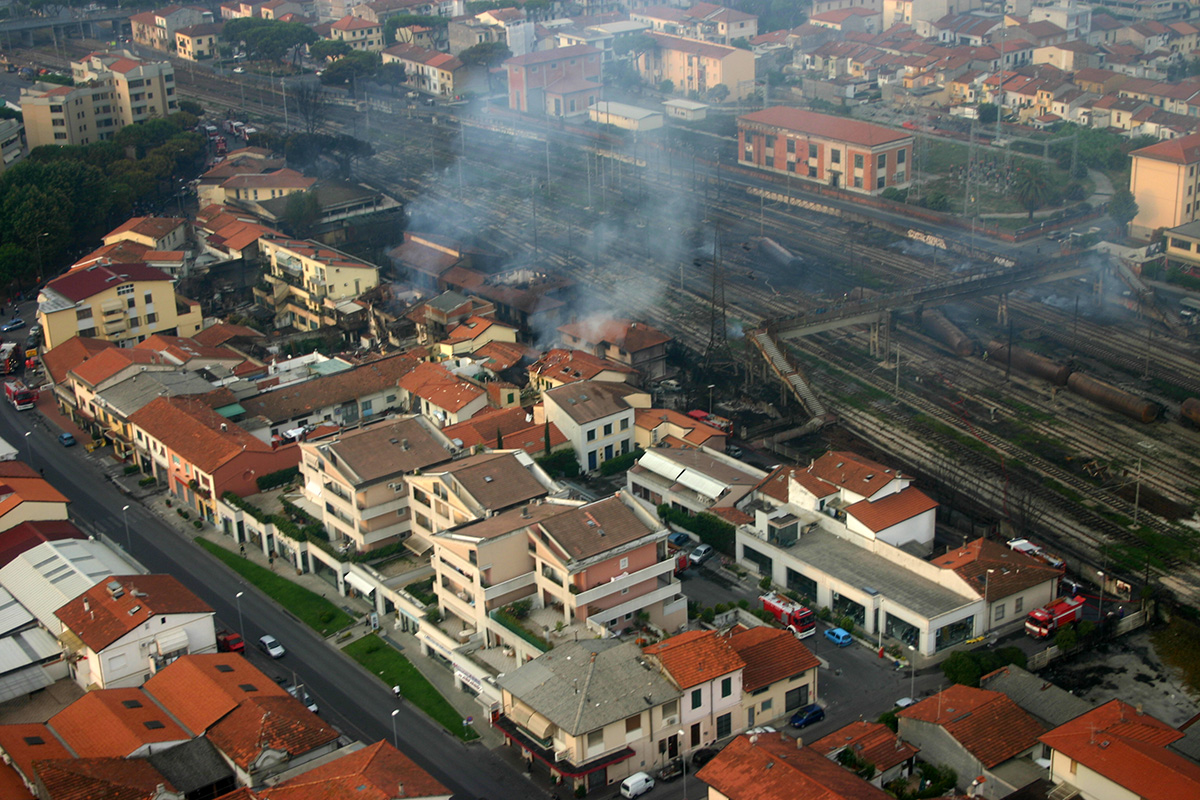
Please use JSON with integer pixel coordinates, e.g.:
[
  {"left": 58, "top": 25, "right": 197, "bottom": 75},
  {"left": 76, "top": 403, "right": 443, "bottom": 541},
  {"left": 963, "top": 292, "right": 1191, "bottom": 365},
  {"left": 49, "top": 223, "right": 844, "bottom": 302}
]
[
  {"left": 984, "top": 568, "right": 995, "bottom": 632},
  {"left": 235, "top": 591, "right": 245, "bottom": 645},
  {"left": 707, "top": 384, "right": 715, "bottom": 415},
  {"left": 121, "top": 504, "right": 131, "bottom": 552},
  {"left": 908, "top": 645, "right": 916, "bottom": 699},
  {"left": 23, "top": 431, "right": 32, "bottom": 466},
  {"left": 391, "top": 708, "right": 401, "bottom": 748},
  {"left": 677, "top": 729, "right": 688, "bottom": 800},
  {"left": 1097, "top": 571, "right": 1105, "bottom": 620}
]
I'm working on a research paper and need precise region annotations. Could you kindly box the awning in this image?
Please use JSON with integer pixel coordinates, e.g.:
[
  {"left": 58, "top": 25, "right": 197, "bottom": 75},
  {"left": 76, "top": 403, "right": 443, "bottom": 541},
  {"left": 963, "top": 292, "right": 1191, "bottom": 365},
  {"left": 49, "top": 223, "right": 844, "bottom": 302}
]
[
  {"left": 0, "top": 665, "right": 52, "bottom": 703},
  {"left": 404, "top": 536, "right": 434, "bottom": 556},
  {"left": 345, "top": 572, "right": 376, "bottom": 596},
  {"left": 156, "top": 628, "right": 190, "bottom": 655},
  {"left": 526, "top": 711, "right": 555, "bottom": 739}
]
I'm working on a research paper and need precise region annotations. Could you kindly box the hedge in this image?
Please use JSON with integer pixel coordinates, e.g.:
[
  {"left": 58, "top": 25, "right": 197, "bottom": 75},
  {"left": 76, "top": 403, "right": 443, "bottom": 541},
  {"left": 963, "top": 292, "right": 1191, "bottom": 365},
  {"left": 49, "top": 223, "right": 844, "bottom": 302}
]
[
  {"left": 599, "top": 448, "right": 643, "bottom": 476},
  {"left": 256, "top": 466, "right": 300, "bottom": 492},
  {"left": 537, "top": 448, "right": 580, "bottom": 479},
  {"left": 657, "top": 505, "right": 735, "bottom": 555}
]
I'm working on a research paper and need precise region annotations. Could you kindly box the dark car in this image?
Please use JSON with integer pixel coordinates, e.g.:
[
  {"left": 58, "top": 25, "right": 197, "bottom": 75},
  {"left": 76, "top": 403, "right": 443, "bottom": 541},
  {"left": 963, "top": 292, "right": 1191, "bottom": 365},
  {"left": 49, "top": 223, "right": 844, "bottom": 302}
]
[
  {"left": 790, "top": 703, "right": 826, "bottom": 729},
  {"left": 1, "top": 318, "right": 25, "bottom": 332},
  {"left": 691, "top": 748, "right": 720, "bottom": 768},
  {"left": 668, "top": 532, "right": 690, "bottom": 548},
  {"left": 58, "top": 433, "right": 76, "bottom": 447},
  {"left": 656, "top": 758, "right": 684, "bottom": 782}
]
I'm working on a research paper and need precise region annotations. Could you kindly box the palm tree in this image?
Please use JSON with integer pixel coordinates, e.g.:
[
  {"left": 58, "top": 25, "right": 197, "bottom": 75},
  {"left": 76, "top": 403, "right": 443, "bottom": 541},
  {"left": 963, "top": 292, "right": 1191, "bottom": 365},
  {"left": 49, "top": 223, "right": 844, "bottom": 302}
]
[{"left": 1013, "top": 166, "right": 1051, "bottom": 220}]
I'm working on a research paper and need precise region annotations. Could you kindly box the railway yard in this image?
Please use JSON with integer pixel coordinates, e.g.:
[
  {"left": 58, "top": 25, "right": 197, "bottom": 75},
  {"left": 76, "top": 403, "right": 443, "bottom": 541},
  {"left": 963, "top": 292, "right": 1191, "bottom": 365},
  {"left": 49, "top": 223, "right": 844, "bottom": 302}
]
[{"left": 27, "top": 39, "right": 1200, "bottom": 606}]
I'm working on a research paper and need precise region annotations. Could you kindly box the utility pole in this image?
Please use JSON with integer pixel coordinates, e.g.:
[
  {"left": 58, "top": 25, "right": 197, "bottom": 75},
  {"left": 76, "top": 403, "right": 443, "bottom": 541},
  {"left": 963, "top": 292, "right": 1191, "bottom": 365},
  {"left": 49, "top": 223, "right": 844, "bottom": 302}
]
[{"left": 895, "top": 345, "right": 901, "bottom": 393}]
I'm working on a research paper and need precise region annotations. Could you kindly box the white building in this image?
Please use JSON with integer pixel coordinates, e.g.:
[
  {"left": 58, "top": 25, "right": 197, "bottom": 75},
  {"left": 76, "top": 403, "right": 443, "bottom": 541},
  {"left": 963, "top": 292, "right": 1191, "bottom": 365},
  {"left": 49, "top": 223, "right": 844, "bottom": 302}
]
[
  {"left": 543, "top": 381, "right": 650, "bottom": 473},
  {"left": 626, "top": 447, "right": 765, "bottom": 516}
]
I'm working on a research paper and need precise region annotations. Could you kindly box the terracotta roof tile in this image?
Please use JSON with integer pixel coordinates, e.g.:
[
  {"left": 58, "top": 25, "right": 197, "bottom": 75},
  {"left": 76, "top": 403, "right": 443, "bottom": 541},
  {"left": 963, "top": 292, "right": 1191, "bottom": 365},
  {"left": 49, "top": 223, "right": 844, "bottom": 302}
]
[
  {"left": 33, "top": 757, "right": 173, "bottom": 800},
  {"left": 809, "top": 450, "right": 900, "bottom": 497},
  {"left": 809, "top": 720, "right": 919, "bottom": 772},
  {"left": 0, "top": 476, "right": 70, "bottom": 521},
  {"left": 695, "top": 734, "right": 892, "bottom": 800},
  {"left": 556, "top": 318, "right": 670, "bottom": 353},
  {"left": 725, "top": 626, "right": 818, "bottom": 692},
  {"left": 634, "top": 408, "right": 723, "bottom": 447},
  {"left": 530, "top": 348, "right": 638, "bottom": 386},
  {"left": 55, "top": 575, "right": 211, "bottom": 651},
  {"left": 0, "top": 723, "right": 71, "bottom": 783},
  {"left": 49, "top": 690, "right": 190, "bottom": 757},
  {"left": 258, "top": 741, "right": 450, "bottom": 800},
  {"left": 398, "top": 361, "right": 485, "bottom": 413},
  {"left": 643, "top": 630, "right": 745, "bottom": 689},
  {"left": 441, "top": 407, "right": 566, "bottom": 455},
  {"left": 46, "top": 262, "right": 173, "bottom": 303},
  {"left": 192, "top": 323, "right": 264, "bottom": 348},
  {"left": 221, "top": 169, "right": 316, "bottom": 191},
  {"left": 105, "top": 216, "right": 185, "bottom": 242},
  {"left": 740, "top": 107, "right": 910, "bottom": 147},
  {"left": 753, "top": 464, "right": 836, "bottom": 503},
  {"left": 845, "top": 486, "right": 937, "bottom": 532},
  {"left": 898, "top": 684, "right": 1045, "bottom": 767},
  {"left": 67, "top": 348, "right": 163, "bottom": 388},
  {"left": 128, "top": 395, "right": 280, "bottom": 474},
  {"left": 143, "top": 654, "right": 289, "bottom": 734},
  {"left": 206, "top": 696, "right": 338, "bottom": 770},
  {"left": 930, "top": 537, "right": 1062, "bottom": 599},
  {"left": 42, "top": 337, "right": 115, "bottom": 387},
  {"left": 242, "top": 353, "right": 419, "bottom": 423},
  {"left": 1131, "top": 131, "right": 1200, "bottom": 165}
]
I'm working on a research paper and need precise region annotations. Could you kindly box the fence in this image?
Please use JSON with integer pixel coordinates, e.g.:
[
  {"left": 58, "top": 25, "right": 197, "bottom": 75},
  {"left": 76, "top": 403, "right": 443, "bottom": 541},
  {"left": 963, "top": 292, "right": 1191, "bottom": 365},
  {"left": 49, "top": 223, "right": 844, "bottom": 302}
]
[{"left": 1027, "top": 609, "right": 1147, "bottom": 671}]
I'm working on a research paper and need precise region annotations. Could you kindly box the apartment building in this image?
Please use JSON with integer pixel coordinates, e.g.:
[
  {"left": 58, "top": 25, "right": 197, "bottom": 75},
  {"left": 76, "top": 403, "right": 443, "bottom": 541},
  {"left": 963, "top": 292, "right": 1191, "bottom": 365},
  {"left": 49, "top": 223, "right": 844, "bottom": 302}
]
[
  {"left": 329, "top": 15, "right": 385, "bottom": 50},
  {"left": 627, "top": 447, "right": 764, "bottom": 517},
  {"left": 630, "top": 3, "right": 758, "bottom": 45},
  {"left": 256, "top": 237, "right": 380, "bottom": 330},
  {"left": 1129, "top": 132, "right": 1200, "bottom": 239},
  {"left": 543, "top": 381, "right": 650, "bottom": 473},
  {"left": 298, "top": 416, "right": 459, "bottom": 552},
  {"left": 637, "top": 33, "right": 755, "bottom": 101},
  {"left": 37, "top": 262, "right": 202, "bottom": 350},
  {"left": 643, "top": 630, "right": 745, "bottom": 748},
  {"left": 130, "top": 6, "right": 211, "bottom": 51},
  {"left": 175, "top": 22, "right": 224, "bottom": 60},
  {"left": 556, "top": 318, "right": 670, "bottom": 381},
  {"left": 382, "top": 43, "right": 486, "bottom": 96},
  {"left": 505, "top": 44, "right": 603, "bottom": 119},
  {"left": 738, "top": 107, "right": 914, "bottom": 195}
]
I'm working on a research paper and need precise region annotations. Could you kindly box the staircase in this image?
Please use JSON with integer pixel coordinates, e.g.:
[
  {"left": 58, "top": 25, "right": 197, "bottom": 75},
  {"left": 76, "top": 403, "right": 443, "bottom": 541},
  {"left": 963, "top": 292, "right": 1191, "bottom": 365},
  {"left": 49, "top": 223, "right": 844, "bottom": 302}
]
[{"left": 752, "top": 329, "right": 827, "bottom": 420}]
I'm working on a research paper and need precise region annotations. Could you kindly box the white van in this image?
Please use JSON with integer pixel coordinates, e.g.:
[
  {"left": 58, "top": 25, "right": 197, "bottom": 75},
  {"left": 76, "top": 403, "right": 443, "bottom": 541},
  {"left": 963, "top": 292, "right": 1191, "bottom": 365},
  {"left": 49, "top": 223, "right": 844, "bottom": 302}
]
[{"left": 620, "top": 772, "right": 655, "bottom": 798}]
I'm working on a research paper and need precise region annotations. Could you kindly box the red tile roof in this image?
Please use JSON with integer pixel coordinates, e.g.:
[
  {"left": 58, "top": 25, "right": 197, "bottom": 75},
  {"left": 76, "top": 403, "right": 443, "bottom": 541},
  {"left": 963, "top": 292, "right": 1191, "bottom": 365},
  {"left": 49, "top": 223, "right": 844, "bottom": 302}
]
[
  {"left": 930, "top": 537, "right": 1061, "bottom": 599},
  {"left": 222, "top": 169, "right": 316, "bottom": 191},
  {"left": 0, "top": 520, "right": 86, "bottom": 568},
  {"left": 67, "top": 347, "right": 164, "bottom": 388},
  {"left": 55, "top": 574, "right": 211, "bottom": 651},
  {"left": 845, "top": 486, "right": 937, "bottom": 532},
  {"left": 809, "top": 450, "right": 900, "bottom": 497},
  {"left": 634, "top": 408, "right": 724, "bottom": 447},
  {"left": 643, "top": 629, "right": 745, "bottom": 689},
  {"left": 809, "top": 720, "right": 919, "bottom": 773},
  {"left": 33, "top": 757, "right": 174, "bottom": 800},
  {"left": 740, "top": 107, "right": 910, "bottom": 147},
  {"left": 1038, "top": 699, "right": 1200, "bottom": 799},
  {"left": 397, "top": 361, "right": 485, "bottom": 413},
  {"left": 0, "top": 477, "right": 70, "bottom": 520},
  {"left": 898, "top": 684, "right": 1045, "bottom": 767},
  {"left": 650, "top": 32, "right": 741, "bottom": 60},
  {"left": 473, "top": 340, "right": 532, "bottom": 371},
  {"left": 46, "top": 262, "right": 173, "bottom": 303},
  {"left": 105, "top": 216, "right": 185, "bottom": 242},
  {"left": 241, "top": 352, "right": 420, "bottom": 422},
  {"left": 258, "top": 741, "right": 450, "bottom": 800},
  {"left": 331, "top": 13, "right": 379, "bottom": 29},
  {"left": 442, "top": 315, "right": 513, "bottom": 343},
  {"left": 556, "top": 318, "right": 670, "bottom": 353},
  {"left": 134, "top": 334, "right": 247, "bottom": 367},
  {"left": 0, "top": 723, "right": 71, "bottom": 783},
  {"left": 49, "top": 689, "right": 190, "bottom": 757},
  {"left": 42, "top": 337, "right": 116, "bottom": 387},
  {"left": 193, "top": 322, "right": 264, "bottom": 348},
  {"left": 725, "top": 626, "right": 819, "bottom": 692},
  {"left": 530, "top": 348, "right": 638, "bottom": 386},
  {"left": 696, "top": 734, "right": 892, "bottom": 800},
  {"left": 72, "top": 240, "right": 153, "bottom": 269},
  {"left": 206, "top": 695, "right": 338, "bottom": 770},
  {"left": 440, "top": 406, "right": 566, "bottom": 455},
  {"left": 128, "top": 395, "right": 281, "bottom": 474},
  {"left": 754, "top": 464, "right": 837, "bottom": 503},
  {"left": 1131, "top": 131, "right": 1200, "bottom": 165},
  {"left": 143, "top": 654, "right": 289, "bottom": 734}
]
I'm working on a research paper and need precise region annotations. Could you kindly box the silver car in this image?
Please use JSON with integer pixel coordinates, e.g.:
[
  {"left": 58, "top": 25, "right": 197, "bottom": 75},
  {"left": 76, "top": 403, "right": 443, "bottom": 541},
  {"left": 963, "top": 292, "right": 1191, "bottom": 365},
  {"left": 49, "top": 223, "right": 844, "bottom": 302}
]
[{"left": 258, "top": 634, "right": 285, "bottom": 658}]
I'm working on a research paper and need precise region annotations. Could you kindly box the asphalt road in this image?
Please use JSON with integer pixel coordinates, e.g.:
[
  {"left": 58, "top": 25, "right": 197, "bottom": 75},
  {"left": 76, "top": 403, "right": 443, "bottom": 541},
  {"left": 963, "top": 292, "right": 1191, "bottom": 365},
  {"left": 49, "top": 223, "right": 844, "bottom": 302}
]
[{"left": 0, "top": 390, "right": 530, "bottom": 800}]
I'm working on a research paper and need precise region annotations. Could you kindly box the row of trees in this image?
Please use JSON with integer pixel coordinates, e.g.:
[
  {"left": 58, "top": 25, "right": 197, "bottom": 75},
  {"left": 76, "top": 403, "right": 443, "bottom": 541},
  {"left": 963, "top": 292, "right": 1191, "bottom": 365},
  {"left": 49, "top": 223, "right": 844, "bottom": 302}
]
[
  {"left": 224, "top": 17, "right": 318, "bottom": 64},
  {"left": 0, "top": 109, "right": 206, "bottom": 290}
]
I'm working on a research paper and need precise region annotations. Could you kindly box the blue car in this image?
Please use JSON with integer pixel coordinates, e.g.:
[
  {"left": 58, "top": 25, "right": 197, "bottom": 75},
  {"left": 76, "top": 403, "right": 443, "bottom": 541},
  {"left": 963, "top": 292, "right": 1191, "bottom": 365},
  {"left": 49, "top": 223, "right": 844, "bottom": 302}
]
[
  {"left": 824, "top": 627, "right": 853, "bottom": 647},
  {"left": 58, "top": 433, "right": 76, "bottom": 447},
  {"left": 789, "top": 703, "right": 825, "bottom": 729},
  {"left": 668, "top": 532, "right": 691, "bottom": 548}
]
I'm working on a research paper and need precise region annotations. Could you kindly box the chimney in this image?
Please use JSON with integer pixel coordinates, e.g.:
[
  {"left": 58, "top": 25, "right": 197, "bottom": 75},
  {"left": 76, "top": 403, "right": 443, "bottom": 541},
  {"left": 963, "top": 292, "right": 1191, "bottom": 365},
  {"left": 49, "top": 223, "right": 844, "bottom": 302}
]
[
  {"left": 83, "top": 599, "right": 90, "bottom": 612},
  {"left": 220, "top": 423, "right": 228, "bottom": 432},
  {"left": 397, "top": 782, "right": 404, "bottom": 797}
]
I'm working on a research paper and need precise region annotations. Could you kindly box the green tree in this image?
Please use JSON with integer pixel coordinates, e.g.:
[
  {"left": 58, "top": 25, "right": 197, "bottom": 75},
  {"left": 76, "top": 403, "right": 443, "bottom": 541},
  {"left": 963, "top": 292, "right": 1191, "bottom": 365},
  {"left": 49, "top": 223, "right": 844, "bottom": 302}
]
[
  {"left": 614, "top": 33, "right": 657, "bottom": 61},
  {"left": 658, "top": 79, "right": 674, "bottom": 94},
  {"left": 1108, "top": 187, "right": 1139, "bottom": 236},
  {"left": 730, "top": 36, "right": 751, "bottom": 49},
  {"left": 1013, "top": 166, "right": 1052, "bottom": 220},
  {"left": 309, "top": 39, "right": 351, "bottom": 61},
  {"left": 0, "top": 243, "right": 32, "bottom": 290},
  {"left": 941, "top": 650, "right": 983, "bottom": 687},
  {"left": 977, "top": 102, "right": 998, "bottom": 124},
  {"left": 378, "top": 61, "right": 407, "bottom": 94},
  {"left": 282, "top": 191, "right": 321, "bottom": 238},
  {"left": 706, "top": 83, "right": 730, "bottom": 102},
  {"left": 178, "top": 99, "right": 205, "bottom": 116},
  {"left": 383, "top": 13, "right": 448, "bottom": 44},
  {"left": 224, "top": 18, "right": 317, "bottom": 63},
  {"left": 458, "top": 41, "right": 512, "bottom": 69},
  {"left": 318, "top": 50, "right": 381, "bottom": 86},
  {"left": 328, "top": 134, "right": 375, "bottom": 178}
]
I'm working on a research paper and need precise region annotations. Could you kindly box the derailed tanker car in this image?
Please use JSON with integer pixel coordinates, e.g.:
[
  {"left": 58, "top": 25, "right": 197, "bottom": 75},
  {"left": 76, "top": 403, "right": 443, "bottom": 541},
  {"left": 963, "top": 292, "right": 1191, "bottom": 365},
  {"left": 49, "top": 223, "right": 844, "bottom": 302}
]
[
  {"left": 922, "top": 309, "right": 974, "bottom": 356},
  {"left": 987, "top": 340, "right": 1071, "bottom": 385}
]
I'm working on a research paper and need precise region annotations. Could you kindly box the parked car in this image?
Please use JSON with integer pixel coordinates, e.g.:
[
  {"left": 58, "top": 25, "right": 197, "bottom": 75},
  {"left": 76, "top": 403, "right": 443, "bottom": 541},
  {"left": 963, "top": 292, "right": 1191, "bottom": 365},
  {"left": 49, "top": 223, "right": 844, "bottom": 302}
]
[
  {"left": 688, "top": 543, "right": 715, "bottom": 566},
  {"left": 258, "top": 634, "right": 285, "bottom": 658},
  {"left": 656, "top": 758, "right": 684, "bottom": 782},
  {"left": 668, "top": 532, "right": 691, "bottom": 548},
  {"left": 28, "top": 323, "right": 42, "bottom": 340},
  {"left": 216, "top": 630, "right": 244, "bottom": 654},
  {"left": 691, "top": 747, "right": 721, "bottom": 768},
  {"left": 232, "top": 66, "right": 245, "bottom": 73},
  {"left": 790, "top": 703, "right": 826, "bottom": 729},
  {"left": 726, "top": 445, "right": 743, "bottom": 458},
  {"left": 619, "top": 772, "right": 654, "bottom": 799},
  {"left": 824, "top": 627, "right": 853, "bottom": 647},
  {"left": 1, "top": 318, "right": 25, "bottom": 332},
  {"left": 287, "top": 684, "right": 318, "bottom": 713},
  {"left": 895, "top": 697, "right": 916, "bottom": 709},
  {"left": 746, "top": 726, "right": 776, "bottom": 735},
  {"left": 57, "top": 433, "right": 76, "bottom": 447}
]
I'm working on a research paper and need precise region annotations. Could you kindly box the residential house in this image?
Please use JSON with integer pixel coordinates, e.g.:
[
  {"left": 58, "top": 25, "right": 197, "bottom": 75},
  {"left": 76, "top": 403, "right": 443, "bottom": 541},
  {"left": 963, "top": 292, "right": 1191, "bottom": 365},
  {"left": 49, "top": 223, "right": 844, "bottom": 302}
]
[
  {"left": 495, "top": 640, "right": 681, "bottom": 792},
  {"left": 22, "top": 51, "right": 178, "bottom": 149},
  {"left": 929, "top": 538, "right": 1063, "bottom": 632},
  {"left": 129, "top": 395, "right": 301, "bottom": 522},
  {"left": 440, "top": 406, "right": 568, "bottom": 457},
  {"left": 1071, "top": 67, "right": 1127, "bottom": 96},
  {"left": 695, "top": 733, "right": 895, "bottom": 800},
  {"left": 434, "top": 316, "right": 518, "bottom": 360},
  {"left": 630, "top": 4, "right": 758, "bottom": 45},
  {"left": 382, "top": 43, "right": 486, "bottom": 96},
  {"left": 397, "top": 361, "right": 489, "bottom": 427},
  {"left": 897, "top": 684, "right": 1048, "bottom": 798},
  {"left": 431, "top": 492, "right": 686, "bottom": 657},
  {"left": 810, "top": 721, "right": 920, "bottom": 788},
  {"left": 556, "top": 318, "right": 670, "bottom": 381},
  {"left": 633, "top": 408, "right": 726, "bottom": 452},
  {"left": 103, "top": 217, "right": 188, "bottom": 253},
  {"left": 196, "top": 150, "right": 288, "bottom": 208},
  {"left": 298, "top": 415, "right": 459, "bottom": 552},
  {"left": 738, "top": 107, "right": 914, "bottom": 194},
  {"left": 626, "top": 447, "right": 764, "bottom": 517},
  {"left": 219, "top": 168, "right": 316, "bottom": 210},
  {"left": 439, "top": 267, "right": 572, "bottom": 339},
  {"left": 1129, "top": 132, "right": 1200, "bottom": 238},
  {"left": 1162, "top": 219, "right": 1200, "bottom": 272},
  {"left": 528, "top": 348, "right": 639, "bottom": 391},
  {"left": 1034, "top": 40, "right": 1104, "bottom": 71},
  {"left": 328, "top": 15, "right": 385, "bottom": 50},
  {"left": 255, "top": 237, "right": 379, "bottom": 331},
  {"left": 448, "top": 7, "right": 534, "bottom": 58},
  {"left": 1039, "top": 699, "right": 1200, "bottom": 800},
  {"left": 638, "top": 34, "right": 755, "bottom": 101},
  {"left": 978, "top": 664, "right": 1092, "bottom": 729},
  {"left": 810, "top": 7, "right": 882, "bottom": 34},
  {"left": 254, "top": 741, "right": 452, "bottom": 800},
  {"left": 47, "top": 689, "right": 192, "bottom": 756},
  {"left": 0, "top": 466, "right": 70, "bottom": 534},
  {"left": 37, "top": 261, "right": 202, "bottom": 351},
  {"left": 130, "top": 6, "right": 211, "bottom": 51},
  {"left": 643, "top": 630, "right": 744, "bottom": 748},
  {"left": 725, "top": 625, "right": 820, "bottom": 728},
  {"left": 261, "top": 0, "right": 312, "bottom": 19},
  {"left": 176, "top": 22, "right": 224, "bottom": 60},
  {"left": 554, "top": 20, "right": 652, "bottom": 64},
  {"left": 505, "top": 44, "right": 603, "bottom": 119},
  {"left": 55, "top": 574, "right": 215, "bottom": 690},
  {"left": 543, "top": 381, "right": 650, "bottom": 473},
  {"left": 388, "top": 234, "right": 503, "bottom": 293}
]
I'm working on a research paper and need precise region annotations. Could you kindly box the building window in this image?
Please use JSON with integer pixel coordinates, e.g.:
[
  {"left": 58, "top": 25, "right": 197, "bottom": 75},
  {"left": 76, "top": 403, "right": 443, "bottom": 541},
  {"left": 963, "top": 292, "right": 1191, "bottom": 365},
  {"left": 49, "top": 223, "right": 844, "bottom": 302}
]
[
  {"left": 117, "top": 283, "right": 134, "bottom": 296},
  {"left": 76, "top": 307, "right": 93, "bottom": 320},
  {"left": 146, "top": 312, "right": 158, "bottom": 324},
  {"left": 854, "top": 176, "right": 863, "bottom": 188},
  {"left": 854, "top": 154, "right": 864, "bottom": 169},
  {"left": 1014, "top": 597, "right": 1023, "bottom": 613},
  {"left": 877, "top": 153, "right": 887, "bottom": 170},
  {"left": 808, "top": 166, "right": 817, "bottom": 178},
  {"left": 877, "top": 175, "right": 886, "bottom": 189},
  {"left": 603, "top": 423, "right": 612, "bottom": 436},
  {"left": 620, "top": 418, "right": 629, "bottom": 430},
  {"left": 995, "top": 603, "right": 1006, "bottom": 621},
  {"left": 831, "top": 149, "right": 841, "bottom": 164},
  {"left": 764, "top": 135, "right": 775, "bottom": 148},
  {"left": 716, "top": 713, "right": 731, "bottom": 738},
  {"left": 587, "top": 428, "right": 596, "bottom": 442},
  {"left": 762, "top": 698, "right": 773, "bottom": 712},
  {"left": 898, "top": 148, "right": 907, "bottom": 164},
  {"left": 808, "top": 143, "right": 818, "bottom": 158},
  {"left": 765, "top": 156, "right": 774, "bottom": 168},
  {"left": 690, "top": 688, "right": 702, "bottom": 710},
  {"left": 786, "top": 139, "right": 795, "bottom": 153},
  {"left": 720, "top": 677, "right": 732, "bottom": 698}
]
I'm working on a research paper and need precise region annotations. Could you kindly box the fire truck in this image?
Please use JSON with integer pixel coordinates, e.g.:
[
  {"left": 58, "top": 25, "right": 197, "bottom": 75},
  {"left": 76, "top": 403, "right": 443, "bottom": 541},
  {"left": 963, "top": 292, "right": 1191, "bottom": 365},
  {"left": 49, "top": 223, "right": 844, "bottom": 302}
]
[
  {"left": 1025, "top": 596, "right": 1086, "bottom": 639},
  {"left": 760, "top": 591, "right": 816, "bottom": 639},
  {"left": 4, "top": 379, "right": 37, "bottom": 411}
]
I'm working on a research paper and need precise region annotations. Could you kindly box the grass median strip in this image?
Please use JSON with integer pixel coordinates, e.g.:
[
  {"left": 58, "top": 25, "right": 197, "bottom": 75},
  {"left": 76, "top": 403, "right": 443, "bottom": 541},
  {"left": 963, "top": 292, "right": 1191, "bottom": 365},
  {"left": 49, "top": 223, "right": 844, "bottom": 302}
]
[
  {"left": 196, "top": 539, "right": 353, "bottom": 636},
  {"left": 344, "top": 635, "right": 479, "bottom": 742}
]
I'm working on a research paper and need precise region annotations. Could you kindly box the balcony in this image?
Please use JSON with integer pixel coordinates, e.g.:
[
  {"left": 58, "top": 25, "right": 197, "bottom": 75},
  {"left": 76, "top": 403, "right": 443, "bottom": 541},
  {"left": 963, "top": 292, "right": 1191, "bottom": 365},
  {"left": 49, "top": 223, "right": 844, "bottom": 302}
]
[
  {"left": 484, "top": 572, "right": 537, "bottom": 602},
  {"left": 582, "top": 581, "right": 683, "bottom": 630},
  {"left": 574, "top": 560, "right": 676, "bottom": 606},
  {"left": 358, "top": 495, "right": 407, "bottom": 520}
]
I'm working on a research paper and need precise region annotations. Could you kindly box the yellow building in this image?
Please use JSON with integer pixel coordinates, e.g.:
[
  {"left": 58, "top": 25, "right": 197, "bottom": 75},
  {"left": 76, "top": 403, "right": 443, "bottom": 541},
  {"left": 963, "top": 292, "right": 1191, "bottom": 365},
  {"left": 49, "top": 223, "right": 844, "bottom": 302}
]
[
  {"left": 1129, "top": 132, "right": 1200, "bottom": 239},
  {"left": 37, "top": 262, "right": 202, "bottom": 351},
  {"left": 175, "top": 23, "right": 224, "bottom": 61},
  {"left": 329, "top": 15, "right": 384, "bottom": 51},
  {"left": 22, "top": 51, "right": 178, "bottom": 150},
  {"left": 639, "top": 32, "right": 755, "bottom": 101},
  {"left": 256, "top": 237, "right": 380, "bottom": 330}
]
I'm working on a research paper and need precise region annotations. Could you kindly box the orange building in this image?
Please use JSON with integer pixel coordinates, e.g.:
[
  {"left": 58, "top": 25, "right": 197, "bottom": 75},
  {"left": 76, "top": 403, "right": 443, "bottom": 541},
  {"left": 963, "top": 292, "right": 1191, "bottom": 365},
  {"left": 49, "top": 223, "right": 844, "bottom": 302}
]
[{"left": 738, "top": 106, "right": 914, "bottom": 195}]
